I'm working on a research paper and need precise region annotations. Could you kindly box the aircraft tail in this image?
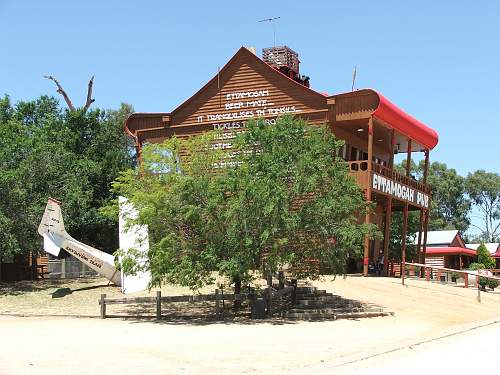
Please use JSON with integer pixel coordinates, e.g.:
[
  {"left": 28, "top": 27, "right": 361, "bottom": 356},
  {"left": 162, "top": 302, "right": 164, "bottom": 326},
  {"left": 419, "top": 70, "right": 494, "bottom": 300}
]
[{"left": 38, "top": 198, "right": 68, "bottom": 256}]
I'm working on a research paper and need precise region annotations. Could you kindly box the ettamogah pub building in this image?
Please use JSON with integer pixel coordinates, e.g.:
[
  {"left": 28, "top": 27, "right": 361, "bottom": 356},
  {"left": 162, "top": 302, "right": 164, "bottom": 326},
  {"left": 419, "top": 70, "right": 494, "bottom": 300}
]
[{"left": 124, "top": 46, "right": 439, "bottom": 277}]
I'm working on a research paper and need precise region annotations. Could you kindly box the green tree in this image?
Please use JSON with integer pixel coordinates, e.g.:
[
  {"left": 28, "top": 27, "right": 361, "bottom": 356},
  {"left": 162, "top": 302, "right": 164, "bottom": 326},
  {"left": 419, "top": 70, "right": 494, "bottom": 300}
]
[
  {"left": 476, "top": 243, "right": 495, "bottom": 269},
  {"left": 423, "top": 162, "right": 470, "bottom": 232},
  {"left": 0, "top": 95, "right": 135, "bottom": 273},
  {"left": 110, "top": 116, "right": 379, "bottom": 297},
  {"left": 466, "top": 170, "right": 500, "bottom": 242}
]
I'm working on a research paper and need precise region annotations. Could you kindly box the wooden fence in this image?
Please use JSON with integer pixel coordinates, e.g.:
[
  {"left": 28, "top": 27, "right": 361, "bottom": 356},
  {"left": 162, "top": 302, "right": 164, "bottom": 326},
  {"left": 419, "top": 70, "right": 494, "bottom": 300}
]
[
  {"left": 98, "top": 285, "right": 296, "bottom": 320},
  {"left": 403, "top": 262, "right": 500, "bottom": 288}
]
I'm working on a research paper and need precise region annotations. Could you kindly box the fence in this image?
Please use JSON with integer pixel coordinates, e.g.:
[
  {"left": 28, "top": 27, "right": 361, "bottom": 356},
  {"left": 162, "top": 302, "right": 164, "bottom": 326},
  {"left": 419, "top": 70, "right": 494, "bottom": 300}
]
[
  {"left": 403, "top": 262, "right": 500, "bottom": 289},
  {"left": 98, "top": 284, "right": 296, "bottom": 320},
  {"left": 48, "top": 254, "right": 98, "bottom": 279}
]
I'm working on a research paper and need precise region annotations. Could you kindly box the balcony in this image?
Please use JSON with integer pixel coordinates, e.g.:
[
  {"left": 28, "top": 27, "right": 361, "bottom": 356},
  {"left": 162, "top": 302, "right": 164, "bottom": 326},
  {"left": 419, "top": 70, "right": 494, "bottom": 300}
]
[{"left": 348, "top": 160, "right": 431, "bottom": 209}]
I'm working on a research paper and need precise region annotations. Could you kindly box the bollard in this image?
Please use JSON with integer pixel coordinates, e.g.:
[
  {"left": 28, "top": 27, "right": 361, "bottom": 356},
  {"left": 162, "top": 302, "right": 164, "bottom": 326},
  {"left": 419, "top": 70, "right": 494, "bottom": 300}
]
[{"left": 477, "top": 287, "right": 481, "bottom": 303}]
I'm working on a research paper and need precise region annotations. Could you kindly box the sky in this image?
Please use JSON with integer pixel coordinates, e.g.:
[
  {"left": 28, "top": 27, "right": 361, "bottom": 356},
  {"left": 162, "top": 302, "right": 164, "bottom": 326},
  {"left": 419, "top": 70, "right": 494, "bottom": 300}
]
[{"left": 1, "top": 0, "right": 499, "bottom": 177}]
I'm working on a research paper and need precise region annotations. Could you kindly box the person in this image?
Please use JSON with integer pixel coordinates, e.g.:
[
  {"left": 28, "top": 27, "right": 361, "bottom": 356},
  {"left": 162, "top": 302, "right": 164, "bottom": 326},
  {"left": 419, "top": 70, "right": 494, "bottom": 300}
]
[{"left": 377, "top": 249, "right": 384, "bottom": 276}]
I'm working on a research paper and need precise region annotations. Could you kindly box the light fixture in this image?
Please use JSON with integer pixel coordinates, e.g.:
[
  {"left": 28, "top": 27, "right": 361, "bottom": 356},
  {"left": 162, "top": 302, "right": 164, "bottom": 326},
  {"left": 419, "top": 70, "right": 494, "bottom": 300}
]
[
  {"left": 377, "top": 138, "right": 383, "bottom": 142},
  {"left": 357, "top": 128, "right": 364, "bottom": 132}
]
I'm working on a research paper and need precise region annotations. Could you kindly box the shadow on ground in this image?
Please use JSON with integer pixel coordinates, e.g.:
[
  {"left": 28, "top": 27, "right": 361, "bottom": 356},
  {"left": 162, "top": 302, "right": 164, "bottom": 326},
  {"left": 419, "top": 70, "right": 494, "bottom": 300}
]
[{"left": 0, "top": 278, "right": 107, "bottom": 296}]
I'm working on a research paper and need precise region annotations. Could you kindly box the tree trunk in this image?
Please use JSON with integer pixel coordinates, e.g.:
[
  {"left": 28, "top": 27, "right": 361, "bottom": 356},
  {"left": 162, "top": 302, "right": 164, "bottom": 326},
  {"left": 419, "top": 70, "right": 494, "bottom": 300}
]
[{"left": 233, "top": 276, "right": 242, "bottom": 310}]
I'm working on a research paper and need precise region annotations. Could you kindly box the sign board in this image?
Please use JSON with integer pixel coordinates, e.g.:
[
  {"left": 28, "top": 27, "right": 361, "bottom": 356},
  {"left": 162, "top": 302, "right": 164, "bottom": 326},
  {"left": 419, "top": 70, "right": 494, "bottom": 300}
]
[{"left": 371, "top": 173, "right": 430, "bottom": 209}]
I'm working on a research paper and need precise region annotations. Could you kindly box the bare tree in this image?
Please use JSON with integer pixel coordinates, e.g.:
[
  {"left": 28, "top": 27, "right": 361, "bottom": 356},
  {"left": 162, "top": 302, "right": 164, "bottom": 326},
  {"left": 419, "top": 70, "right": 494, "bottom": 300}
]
[{"left": 44, "top": 75, "right": 95, "bottom": 112}]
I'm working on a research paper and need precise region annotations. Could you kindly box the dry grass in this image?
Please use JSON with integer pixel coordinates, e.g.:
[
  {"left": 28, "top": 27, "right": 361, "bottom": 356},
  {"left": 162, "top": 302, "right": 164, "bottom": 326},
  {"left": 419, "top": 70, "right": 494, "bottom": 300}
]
[{"left": 0, "top": 276, "right": 260, "bottom": 318}]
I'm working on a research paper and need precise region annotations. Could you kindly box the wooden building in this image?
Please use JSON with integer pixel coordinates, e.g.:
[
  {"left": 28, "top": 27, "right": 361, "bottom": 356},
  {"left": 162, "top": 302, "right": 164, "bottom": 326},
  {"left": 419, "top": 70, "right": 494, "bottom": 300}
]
[
  {"left": 418, "top": 230, "right": 476, "bottom": 269},
  {"left": 124, "top": 46, "right": 439, "bottom": 276}
]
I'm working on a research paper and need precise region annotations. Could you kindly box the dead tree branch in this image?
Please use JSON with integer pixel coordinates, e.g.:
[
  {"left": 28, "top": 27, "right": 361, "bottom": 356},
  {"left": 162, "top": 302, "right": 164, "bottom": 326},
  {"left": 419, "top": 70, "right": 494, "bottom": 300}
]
[
  {"left": 43, "top": 75, "right": 76, "bottom": 111},
  {"left": 83, "top": 75, "right": 95, "bottom": 112},
  {"left": 44, "top": 74, "right": 95, "bottom": 113}
]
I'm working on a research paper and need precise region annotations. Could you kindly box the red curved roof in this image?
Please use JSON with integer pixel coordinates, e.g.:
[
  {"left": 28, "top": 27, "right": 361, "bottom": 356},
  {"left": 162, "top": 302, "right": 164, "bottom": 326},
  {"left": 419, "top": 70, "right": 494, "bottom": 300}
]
[
  {"left": 372, "top": 90, "right": 439, "bottom": 150},
  {"left": 426, "top": 247, "right": 476, "bottom": 256}
]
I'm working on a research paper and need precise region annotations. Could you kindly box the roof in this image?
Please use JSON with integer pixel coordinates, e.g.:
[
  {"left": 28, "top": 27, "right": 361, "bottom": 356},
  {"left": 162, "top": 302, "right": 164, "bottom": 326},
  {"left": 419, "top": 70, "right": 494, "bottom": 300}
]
[
  {"left": 171, "top": 46, "right": 326, "bottom": 117},
  {"left": 466, "top": 243, "right": 500, "bottom": 255},
  {"left": 124, "top": 46, "right": 439, "bottom": 151},
  {"left": 412, "top": 230, "right": 459, "bottom": 246},
  {"left": 426, "top": 247, "right": 477, "bottom": 257},
  {"left": 371, "top": 90, "right": 439, "bottom": 150}
]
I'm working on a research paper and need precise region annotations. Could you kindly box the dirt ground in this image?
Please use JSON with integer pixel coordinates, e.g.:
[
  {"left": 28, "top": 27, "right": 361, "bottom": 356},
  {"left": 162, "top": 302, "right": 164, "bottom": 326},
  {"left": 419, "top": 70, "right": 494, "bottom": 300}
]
[{"left": 1, "top": 276, "right": 500, "bottom": 374}]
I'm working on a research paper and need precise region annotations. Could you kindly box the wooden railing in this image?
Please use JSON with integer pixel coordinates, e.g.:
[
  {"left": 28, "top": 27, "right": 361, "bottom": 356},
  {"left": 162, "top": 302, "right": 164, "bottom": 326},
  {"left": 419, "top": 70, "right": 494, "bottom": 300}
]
[
  {"left": 348, "top": 161, "right": 431, "bottom": 194},
  {"left": 98, "top": 283, "right": 297, "bottom": 319},
  {"left": 403, "top": 262, "right": 500, "bottom": 288}
]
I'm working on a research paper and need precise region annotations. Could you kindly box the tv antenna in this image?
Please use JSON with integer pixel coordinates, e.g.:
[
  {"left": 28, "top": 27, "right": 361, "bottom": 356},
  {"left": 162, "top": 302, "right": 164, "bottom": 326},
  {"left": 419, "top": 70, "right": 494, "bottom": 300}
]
[
  {"left": 258, "top": 16, "right": 280, "bottom": 47},
  {"left": 351, "top": 65, "right": 357, "bottom": 92}
]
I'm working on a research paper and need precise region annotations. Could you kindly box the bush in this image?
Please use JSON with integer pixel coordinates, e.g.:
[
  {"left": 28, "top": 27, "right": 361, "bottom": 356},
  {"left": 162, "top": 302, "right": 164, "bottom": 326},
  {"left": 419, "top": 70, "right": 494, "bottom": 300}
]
[{"left": 487, "top": 278, "right": 499, "bottom": 290}]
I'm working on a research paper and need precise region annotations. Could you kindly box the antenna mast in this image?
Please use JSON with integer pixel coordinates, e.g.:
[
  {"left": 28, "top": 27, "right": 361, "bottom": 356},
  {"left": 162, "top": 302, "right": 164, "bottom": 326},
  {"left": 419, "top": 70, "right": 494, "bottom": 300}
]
[
  {"left": 258, "top": 16, "right": 280, "bottom": 47},
  {"left": 351, "top": 66, "right": 357, "bottom": 92}
]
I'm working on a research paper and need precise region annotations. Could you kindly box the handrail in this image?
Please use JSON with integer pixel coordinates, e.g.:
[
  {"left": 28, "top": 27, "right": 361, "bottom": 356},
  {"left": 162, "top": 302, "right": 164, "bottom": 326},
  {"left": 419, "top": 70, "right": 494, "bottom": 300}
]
[{"left": 405, "top": 262, "right": 500, "bottom": 281}]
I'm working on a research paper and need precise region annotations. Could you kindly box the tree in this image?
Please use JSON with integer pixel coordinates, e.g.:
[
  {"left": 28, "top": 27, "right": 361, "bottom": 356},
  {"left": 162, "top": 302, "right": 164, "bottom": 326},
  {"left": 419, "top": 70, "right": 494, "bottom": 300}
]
[
  {"left": 466, "top": 170, "right": 500, "bottom": 242},
  {"left": 476, "top": 243, "right": 495, "bottom": 269},
  {"left": 422, "top": 162, "right": 471, "bottom": 232},
  {"left": 110, "top": 115, "right": 379, "bottom": 297},
  {"left": 0, "top": 94, "right": 135, "bottom": 273}
]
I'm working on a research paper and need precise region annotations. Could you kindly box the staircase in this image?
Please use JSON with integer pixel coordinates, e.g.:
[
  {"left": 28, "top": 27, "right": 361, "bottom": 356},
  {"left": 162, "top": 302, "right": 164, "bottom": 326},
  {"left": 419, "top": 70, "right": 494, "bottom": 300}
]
[{"left": 282, "top": 284, "right": 393, "bottom": 321}]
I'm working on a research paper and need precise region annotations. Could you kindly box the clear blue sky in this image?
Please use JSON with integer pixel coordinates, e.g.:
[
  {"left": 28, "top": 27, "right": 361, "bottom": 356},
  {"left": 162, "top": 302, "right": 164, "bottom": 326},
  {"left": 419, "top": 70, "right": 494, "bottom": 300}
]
[{"left": 1, "top": 0, "right": 499, "bottom": 176}]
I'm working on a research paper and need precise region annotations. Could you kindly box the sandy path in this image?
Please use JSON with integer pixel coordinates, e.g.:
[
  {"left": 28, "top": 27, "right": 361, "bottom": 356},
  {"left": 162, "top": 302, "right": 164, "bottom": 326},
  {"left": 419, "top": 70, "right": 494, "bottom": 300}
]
[{"left": 1, "top": 276, "right": 499, "bottom": 374}]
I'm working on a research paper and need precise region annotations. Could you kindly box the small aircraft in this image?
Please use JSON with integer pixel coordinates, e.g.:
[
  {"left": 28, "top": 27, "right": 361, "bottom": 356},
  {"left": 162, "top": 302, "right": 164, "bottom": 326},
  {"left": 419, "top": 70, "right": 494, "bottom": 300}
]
[{"left": 38, "top": 197, "right": 150, "bottom": 293}]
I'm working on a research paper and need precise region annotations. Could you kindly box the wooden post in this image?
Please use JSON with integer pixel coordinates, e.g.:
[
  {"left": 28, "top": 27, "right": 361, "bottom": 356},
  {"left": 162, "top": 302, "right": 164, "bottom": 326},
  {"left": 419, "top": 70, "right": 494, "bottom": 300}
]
[
  {"left": 61, "top": 258, "right": 66, "bottom": 279},
  {"left": 156, "top": 291, "right": 161, "bottom": 320},
  {"left": 363, "top": 117, "right": 374, "bottom": 276},
  {"left": 401, "top": 138, "right": 412, "bottom": 286},
  {"left": 422, "top": 149, "right": 430, "bottom": 185},
  {"left": 100, "top": 294, "right": 106, "bottom": 319},
  {"left": 421, "top": 149, "right": 430, "bottom": 270},
  {"left": 416, "top": 209, "right": 424, "bottom": 272},
  {"left": 422, "top": 210, "right": 430, "bottom": 265},
  {"left": 383, "top": 197, "right": 392, "bottom": 276},
  {"left": 267, "top": 286, "right": 273, "bottom": 317},
  {"left": 425, "top": 267, "right": 430, "bottom": 281},
  {"left": 215, "top": 289, "right": 221, "bottom": 320},
  {"left": 463, "top": 272, "right": 468, "bottom": 288},
  {"left": 402, "top": 203, "right": 409, "bottom": 286}
]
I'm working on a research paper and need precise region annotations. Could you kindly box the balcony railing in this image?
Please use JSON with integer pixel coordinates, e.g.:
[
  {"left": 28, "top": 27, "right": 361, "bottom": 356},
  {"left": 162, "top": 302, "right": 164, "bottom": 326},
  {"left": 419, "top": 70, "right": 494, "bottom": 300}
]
[{"left": 348, "top": 160, "right": 431, "bottom": 194}]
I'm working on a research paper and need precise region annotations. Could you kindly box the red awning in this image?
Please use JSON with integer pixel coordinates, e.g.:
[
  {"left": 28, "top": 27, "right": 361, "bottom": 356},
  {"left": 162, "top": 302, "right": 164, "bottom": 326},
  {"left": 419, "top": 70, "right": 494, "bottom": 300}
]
[
  {"left": 426, "top": 247, "right": 476, "bottom": 257},
  {"left": 372, "top": 90, "right": 439, "bottom": 150}
]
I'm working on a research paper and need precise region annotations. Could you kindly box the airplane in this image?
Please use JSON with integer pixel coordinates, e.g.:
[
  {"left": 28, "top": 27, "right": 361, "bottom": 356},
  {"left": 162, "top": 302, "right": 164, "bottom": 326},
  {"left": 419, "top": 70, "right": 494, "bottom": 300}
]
[{"left": 38, "top": 197, "right": 150, "bottom": 293}]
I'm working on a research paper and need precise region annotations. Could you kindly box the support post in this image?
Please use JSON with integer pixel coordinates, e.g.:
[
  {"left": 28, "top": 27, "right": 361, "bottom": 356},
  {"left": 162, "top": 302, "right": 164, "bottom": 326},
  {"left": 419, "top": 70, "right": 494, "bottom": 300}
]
[
  {"left": 422, "top": 210, "right": 430, "bottom": 265},
  {"left": 416, "top": 209, "right": 424, "bottom": 273},
  {"left": 363, "top": 117, "right": 374, "bottom": 276},
  {"left": 156, "top": 291, "right": 161, "bottom": 319},
  {"left": 215, "top": 289, "right": 222, "bottom": 320},
  {"left": 402, "top": 203, "right": 409, "bottom": 285},
  {"left": 383, "top": 198, "right": 392, "bottom": 276},
  {"left": 61, "top": 258, "right": 66, "bottom": 279},
  {"left": 100, "top": 294, "right": 106, "bottom": 319},
  {"left": 401, "top": 138, "right": 411, "bottom": 285},
  {"left": 421, "top": 149, "right": 430, "bottom": 269}
]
